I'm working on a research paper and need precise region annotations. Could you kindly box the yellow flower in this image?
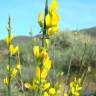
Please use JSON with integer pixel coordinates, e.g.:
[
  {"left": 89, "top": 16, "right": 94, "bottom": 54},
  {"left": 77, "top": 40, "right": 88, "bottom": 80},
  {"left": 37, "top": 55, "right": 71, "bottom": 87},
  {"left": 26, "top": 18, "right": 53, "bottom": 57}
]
[
  {"left": 51, "top": 12, "right": 59, "bottom": 26},
  {"left": 36, "top": 66, "right": 40, "bottom": 80},
  {"left": 49, "top": 0, "right": 58, "bottom": 12},
  {"left": 52, "top": 25, "right": 59, "bottom": 33},
  {"left": 49, "top": 88, "right": 56, "bottom": 95},
  {"left": 33, "top": 46, "right": 40, "bottom": 58},
  {"left": 45, "top": 12, "right": 59, "bottom": 27},
  {"left": 43, "top": 82, "right": 50, "bottom": 91},
  {"left": 11, "top": 68, "right": 17, "bottom": 77},
  {"left": 71, "top": 87, "right": 75, "bottom": 95},
  {"left": 55, "top": 82, "right": 61, "bottom": 88},
  {"left": 38, "top": 12, "right": 43, "bottom": 27},
  {"left": 3, "top": 77, "right": 9, "bottom": 86},
  {"left": 74, "top": 92, "right": 80, "bottom": 96},
  {"left": 42, "top": 92, "right": 49, "bottom": 96},
  {"left": 45, "top": 39, "right": 49, "bottom": 47},
  {"left": 70, "top": 81, "right": 74, "bottom": 88},
  {"left": 64, "top": 93, "right": 68, "bottom": 96},
  {"left": 78, "top": 78, "right": 81, "bottom": 84},
  {"left": 35, "top": 66, "right": 48, "bottom": 80},
  {"left": 32, "top": 79, "right": 38, "bottom": 90},
  {"left": 57, "top": 90, "right": 61, "bottom": 94},
  {"left": 9, "top": 45, "right": 19, "bottom": 55},
  {"left": 76, "top": 84, "right": 82, "bottom": 91},
  {"left": 5, "top": 35, "right": 14, "bottom": 45},
  {"left": 47, "top": 28, "right": 53, "bottom": 36},
  {"left": 43, "top": 57, "right": 52, "bottom": 70},
  {"left": 70, "top": 77, "right": 82, "bottom": 96},
  {"left": 16, "top": 64, "right": 21, "bottom": 70},
  {"left": 47, "top": 25, "right": 59, "bottom": 36},
  {"left": 45, "top": 14, "right": 51, "bottom": 27},
  {"left": 41, "top": 68, "right": 48, "bottom": 79},
  {"left": 39, "top": 48, "right": 48, "bottom": 59},
  {"left": 25, "top": 83, "right": 32, "bottom": 89}
]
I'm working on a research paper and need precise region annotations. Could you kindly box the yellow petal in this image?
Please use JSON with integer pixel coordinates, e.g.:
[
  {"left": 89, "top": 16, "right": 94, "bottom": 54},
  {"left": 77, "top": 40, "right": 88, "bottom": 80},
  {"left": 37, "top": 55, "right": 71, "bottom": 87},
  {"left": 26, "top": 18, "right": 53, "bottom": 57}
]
[
  {"left": 4, "top": 35, "right": 14, "bottom": 45},
  {"left": 9, "top": 45, "right": 19, "bottom": 55},
  {"left": 51, "top": 12, "right": 59, "bottom": 26},
  {"left": 49, "top": 0, "right": 58, "bottom": 13},
  {"left": 42, "top": 92, "right": 49, "bottom": 96},
  {"left": 38, "top": 12, "right": 43, "bottom": 27},
  {"left": 45, "top": 39, "right": 49, "bottom": 47},
  {"left": 43, "top": 82, "right": 50, "bottom": 91},
  {"left": 39, "top": 48, "right": 48, "bottom": 59},
  {"left": 36, "top": 66, "right": 40, "bottom": 80},
  {"left": 11, "top": 68, "right": 17, "bottom": 77},
  {"left": 16, "top": 64, "right": 21, "bottom": 70},
  {"left": 49, "top": 88, "right": 56, "bottom": 95},
  {"left": 33, "top": 46, "right": 40, "bottom": 58},
  {"left": 45, "top": 14, "right": 51, "bottom": 27},
  {"left": 3, "top": 77, "right": 9, "bottom": 86},
  {"left": 64, "top": 93, "right": 68, "bottom": 96},
  {"left": 41, "top": 68, "right": 48, "bottom": 79},
  {"left": 43, "top": 57, "right": 52, "bottom": 70},
  {"left": 25, "top": 83, "right": 32, "bottom": 89},
  {"left": 51, "top": 25, "right": 59, "bottom": 33},
  {"left": 70, "top": 81, "right": 74, "bottom": 88}
]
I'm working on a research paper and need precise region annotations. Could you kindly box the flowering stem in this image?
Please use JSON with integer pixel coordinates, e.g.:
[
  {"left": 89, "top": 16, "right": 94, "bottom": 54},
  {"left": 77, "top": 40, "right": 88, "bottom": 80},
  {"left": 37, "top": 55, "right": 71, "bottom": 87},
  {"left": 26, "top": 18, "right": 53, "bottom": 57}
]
[
  {"left": 7, "top": 16, "right": 11, "bottom": 96},
  {"left": 42, "top": 0, "right": 48, "bottom": 47},
  {"left": 37, "top": 0, "right": 48, "bottom": 96}
]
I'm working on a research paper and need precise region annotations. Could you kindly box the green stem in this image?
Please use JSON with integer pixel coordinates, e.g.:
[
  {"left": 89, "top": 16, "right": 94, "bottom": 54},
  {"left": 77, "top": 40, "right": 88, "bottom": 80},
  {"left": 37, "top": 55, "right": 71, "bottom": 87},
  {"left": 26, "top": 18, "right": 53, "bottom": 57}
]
[
  {"left": 81, "top": 68, "right": 88, "bottom": 86},
  {"left": 8, "top": 16, "right": 11, "bottom": 96},
  {"left": 42, "top": 0, "right": 48, "bottom": 47},
  {"left": 66, "top": 45, "right": 74, "bottom": 84},
  {"left": 79, "top": 43, "right": 87, "bottom": 75},
  {"left": 17, "top": 51, "right": 25, "bottom": 96},
  {"left": 66, "top": 58, "right": 72, "bottom": 84}
]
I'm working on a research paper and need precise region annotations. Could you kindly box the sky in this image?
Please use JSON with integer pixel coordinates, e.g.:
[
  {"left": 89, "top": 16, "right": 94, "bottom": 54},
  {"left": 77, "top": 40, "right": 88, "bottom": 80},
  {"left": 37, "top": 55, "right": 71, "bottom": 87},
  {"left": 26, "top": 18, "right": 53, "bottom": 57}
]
[{"left": 0, "top": 0, "right": 96, "bottom": 39}]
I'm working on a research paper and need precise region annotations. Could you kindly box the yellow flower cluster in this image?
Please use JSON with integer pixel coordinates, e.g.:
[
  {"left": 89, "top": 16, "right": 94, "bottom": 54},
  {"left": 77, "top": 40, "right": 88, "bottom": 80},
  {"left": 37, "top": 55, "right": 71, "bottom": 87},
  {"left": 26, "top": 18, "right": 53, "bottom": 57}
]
[
  {"left": 33, "top": 46, "right": 48, "bottom": 59},
  {"left": 24, "top": 0, "right": 83, "bottom": 96},
  {"left": 25, "top": 1, "right": 61, "bottom": 95},
  {"left": 3, "top": 35, "right": 20, "bottom": 86},
  {"left": 38, "top": 0, "right": 59, "bottom": 36},
  {"left": 25, "top": 40, "right": 52, "bottom": 93},
  {"left": 5, "top": 36, "right": 19, "bottom": 55},
  {"left": 4, "top": 35, "right": 14, "bottom": 45},
  {"left": 42, "top": 86, "right": 56, "bottom": 96},
  {"left": 42, "top": 82, "right": 50, "bottom": 91},
  {"left": 3, "top": 65, "right": 20, "bottom": 86},
  {"left": 33, "top": 45, "right": 52, "bottom": 81},
  {"left": 35, "top": 57, "right": 52, "bottom": 80},
  {"left": 25, "top": 80, "right": 57, "bottom": 96},
  {"left": 9, "top": 44, "right": 19, "bottom": 55},
  {"left": 69, "top": 78, "right": 82, "bottom": 96}
]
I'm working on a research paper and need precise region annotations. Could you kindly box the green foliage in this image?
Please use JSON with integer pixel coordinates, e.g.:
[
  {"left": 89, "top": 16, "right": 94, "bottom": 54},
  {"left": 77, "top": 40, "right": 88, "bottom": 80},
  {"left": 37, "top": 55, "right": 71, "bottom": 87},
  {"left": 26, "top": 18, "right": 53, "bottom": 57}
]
[{"left": 49, "top": 32, "right": 96, "bottom": 70}]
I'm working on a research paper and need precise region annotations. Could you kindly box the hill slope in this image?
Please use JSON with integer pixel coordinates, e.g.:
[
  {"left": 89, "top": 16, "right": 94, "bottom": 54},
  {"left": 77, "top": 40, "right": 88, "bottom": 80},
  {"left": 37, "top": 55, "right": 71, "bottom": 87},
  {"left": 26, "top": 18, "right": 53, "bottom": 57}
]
[{"left": 78, "top": 27, "right": 96, "bottom": 37}]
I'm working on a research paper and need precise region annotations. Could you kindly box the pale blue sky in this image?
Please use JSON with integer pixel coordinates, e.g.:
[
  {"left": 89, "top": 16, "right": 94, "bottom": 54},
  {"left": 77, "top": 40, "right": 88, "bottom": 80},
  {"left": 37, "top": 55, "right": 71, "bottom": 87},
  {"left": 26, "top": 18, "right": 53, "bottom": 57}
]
[{"left": 0, "top": 0, "right": 96, "bottom": 39}]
